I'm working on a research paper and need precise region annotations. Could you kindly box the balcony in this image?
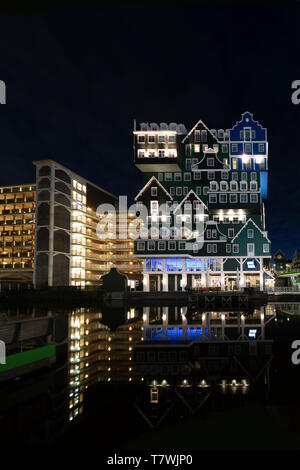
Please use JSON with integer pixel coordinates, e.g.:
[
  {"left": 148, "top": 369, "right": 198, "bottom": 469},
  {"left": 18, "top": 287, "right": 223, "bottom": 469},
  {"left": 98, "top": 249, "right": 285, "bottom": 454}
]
[{"left": 134, "top": 153, "right": 182, "bottom": 172}]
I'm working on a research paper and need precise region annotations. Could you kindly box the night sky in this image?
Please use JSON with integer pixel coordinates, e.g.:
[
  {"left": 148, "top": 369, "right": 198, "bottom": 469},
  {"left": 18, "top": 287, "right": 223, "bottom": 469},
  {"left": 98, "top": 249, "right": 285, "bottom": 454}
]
[{"left": 0, "top": 3, "right": 299, "bottom": 258}]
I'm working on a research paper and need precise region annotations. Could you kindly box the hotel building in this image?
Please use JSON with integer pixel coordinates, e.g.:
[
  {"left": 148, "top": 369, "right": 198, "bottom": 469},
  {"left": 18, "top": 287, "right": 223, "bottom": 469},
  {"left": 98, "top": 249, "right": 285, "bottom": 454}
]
[
  {"left": 133, "top": 112, "right": 273, "bottom": 291},
  {"left": 0, "top": 183, "right": 36, "bottom": 288}
]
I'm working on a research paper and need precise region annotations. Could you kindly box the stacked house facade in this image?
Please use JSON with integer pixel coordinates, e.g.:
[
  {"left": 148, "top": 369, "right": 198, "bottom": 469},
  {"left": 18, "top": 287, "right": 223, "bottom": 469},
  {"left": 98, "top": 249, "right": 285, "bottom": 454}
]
[{"left": 133, "top": 112, "right": 273, "bottom": 292}]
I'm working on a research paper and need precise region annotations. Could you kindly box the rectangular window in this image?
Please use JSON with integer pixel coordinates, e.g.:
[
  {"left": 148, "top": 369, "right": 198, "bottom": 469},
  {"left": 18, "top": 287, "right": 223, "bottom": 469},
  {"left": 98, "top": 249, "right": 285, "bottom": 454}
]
[
  {"left": 222, "top": 144, "right": 228, "bottom": 152},
  {"left": 158, "top": 150, "right": 165, "bottom": 158},
  {"left": 251, "top": 172, "right": 257, "bottom": 180},
  {"left": 203, "top": 186, "right": 209, "bottom": 195},
  {"left": 138, "top": 135, "right": 145, "bottom": 143},
  {"left": 201, "top": 130, "right": 207, "bottom": 142},
  {"left": 232, "top": 144, "right": 238, "bottom": 153},
  {"left": 212, "top": 229, "right": 217, "bottom": 238},
  {"left": 148, "top": 241, "right": 155, "bottom": 250},
  {"left": 209, "top": 194, "right": 217, "bottom": 203},
  {"left": 174, "top": 173, "right": 182, "bottom": 181},
  {"left": 207, "top": 171, "right": 215, "bottom": 180},
  {"left": 250, "top": 194, "right": 258, "bottom": 203},
  {"left": 151, "top": 187, "right": 158, "bottom": 196},
  {"left": 138, "top": 150, "right": 145, "bottom": 158},
  {"left": 196, "top": 186, "right": 201, "bottom": 195},
  {"left": 207, "top": 158, "right": 214, "bottom": 167},
  {"left": 250, "top": 182, "right": 257, "bottom": 191},
  {"left": 168, "top": 241, "right": 176, "bottom": 250},
  {"left": 212, "top": 244, "right": 217, "bottom": 253},
  {"left": 226, "top": 244, "right": 231, "bottom": 253},
  {"left": 185, "top": 144, "right": 191, "bottom": 156},
  {"left": 193, "top": 171, "right": 201, "bottom": 180},
  {"left": 248, "top": 229, "right": 254, "bottom": 238},
  {"left": 184, "top": 172, "right": 191, "bottom": 181},
  {"left": 230, "top": 194, "right": 238, "bottom": 203},
  {"left": 165, "top": 173, "right": 172, "bottom": 181},
  {"left": 232, "top": 158, "right": 238, "bottom": 169},
  {"left": 252, "top": 130, "right": 256, "bottom": 139},
  {"left": 240, "top": 194, "right": 248, "bottom": 203},
  {"left": 186, "top": 159, "right": 191, "bottom": 170},
  {"left": 219, "top": 194, "right": 227, "bottom": 203},
  {"left": 170, "top": 187, "right": 175, "bottom": 196},
  {"left": 194, "top": 145, "right": 200, "bottom": 153},
  {"left": 245, "top": 129, "right": 251, "bottom": 140},
  {"left": 258, "top": 143, "right": 265, "bottom": 152},
  {"left": 176, "top": 187, "right": 182, "bottom": 196},
  {"left": 137, "top": 241, "right": 145, "bottom": 251},
  {"left": 195, "top": 130, "right": 200, "bottom": 142},
  {"left": 207, "top": 244, "right": 212, "bottom": 253},
  {"left": 233, "top": 216, "right": 239, "bottom": 224},
  {"left": 158, "top": 173, "right": 163, "bottom": 181},
  {"left": 241, "top": 172, "right": 247, "bottom": 181},
  {"left": 183, "top": 187, "right": 188, "bottom": 195},
  {"left": 247, "top": 243, "right": 255, "bottom": 256},
  {"left": 207, "top": 229, "right": 211, "bottom": 239},
  {"left": 179, "top": 242, "right": 186, "bottom": 250},
  {"left": 240, "top": 130, "right": 244, "bottom": 139},
  {"left": 233, "top": 244, "right": 239, "bottom": 253},
  {"left": 158, "top": 134, "right": 165, "bottom": 143},
  {"left": 168, "top": 134, "right": 176, "bottom": 143},
  {"left": 263, "top": 243, "right": 269, "bottom": 253},
  {"left": 148, "top": 135, "right": 155, "bottom": 143},
  {"left": 232, "top": 172, "right": 238, "bottom": 181},
  {"left": 158, "top": 241, "right": 166, "bottom": 250},
  {"left": 221, "top": 171, "right": 229, "bottom": 179},
  {"left": 192, "top": 158, "right": 198, "bottom": 166},
  {"left": 228, "top": 228, "right": 234, "bottom": 238}
]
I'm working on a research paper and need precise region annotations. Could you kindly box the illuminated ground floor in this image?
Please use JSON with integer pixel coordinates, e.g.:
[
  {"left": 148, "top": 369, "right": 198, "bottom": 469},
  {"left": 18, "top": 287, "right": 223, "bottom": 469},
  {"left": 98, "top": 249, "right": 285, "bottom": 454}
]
[{"left": 141, "top": 257, "right": 274, "bottom": 292}]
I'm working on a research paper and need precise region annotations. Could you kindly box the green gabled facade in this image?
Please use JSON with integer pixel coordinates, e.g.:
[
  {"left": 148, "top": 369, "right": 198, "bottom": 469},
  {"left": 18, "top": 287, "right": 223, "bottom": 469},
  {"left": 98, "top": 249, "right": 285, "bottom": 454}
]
[{"left": 133, "top": 114, "right": 273, "bottom": 292}]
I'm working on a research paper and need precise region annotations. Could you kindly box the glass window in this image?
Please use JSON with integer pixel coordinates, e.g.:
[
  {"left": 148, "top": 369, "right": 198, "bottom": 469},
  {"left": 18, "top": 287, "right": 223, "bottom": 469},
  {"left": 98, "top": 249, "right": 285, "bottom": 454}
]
[
  {"left": 151, "top": 187, "right": 158, "bottom": 196},
  {"left": 148, "top": 135, "right": 155, "bottom": 143},
  {"left": 193, "top": 171, "right": 201, "bottom": 180},
  {"left": 158, "top": 241, "right": 166, "bottom": 250},
  {"left": 248, "top": 229, "right": 254, "bottom": 238},
  {"left": 232, "top": 158, "right": 238, "bottom": 170},
  {"left": 174, "top": 173, "right": 182, "bottom": 181},
  {"left": 195, "top": 130, "right": 200, "bottom": 142},
  {"left": 207, "top": 158, "right": 214, "bottom": 167},
  {"left": 184, "top": 172, "right": 191, "bottom": 181},
  {"left": 219, "top": 194, "right": 227, "bottom": 203},
  {"left": 176, "top": 187, "right": 182, "bottom": 196},
  {"left": 240, "top": 194, "right": 248, "bottom": 203},
  {"left": 158, "top": 134, "right": 165, "bottom": 143},
  {"left": 250, "top": 194, "right": 258, "bottom": 203},
  {"left": 208, "top": 171, "right": 215, "bottom": 180},
  {"left": 165, "top": 173, "right": 172, "bottom": 181},
  {"left": 263, "top": 244, "right": 269, "bottom": 253},
  {"left": 209, "top": 194, "right": 217, "bottom": 203},
  {"left": 168, "top": 134, "right": 176, "bottom": 143},
  {"left": 148, "top": 241, "right": 155, "bottom": 250},
  {"left": 138, "top": 135, "right": 145, "bottom": 143},
  {"left": 233, "top": 244, "right": 239, "bottom": 253}
]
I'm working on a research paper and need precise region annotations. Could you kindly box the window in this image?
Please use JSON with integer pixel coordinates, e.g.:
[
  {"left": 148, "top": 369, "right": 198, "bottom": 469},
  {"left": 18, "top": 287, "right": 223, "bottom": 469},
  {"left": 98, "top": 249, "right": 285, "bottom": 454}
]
[
  {"left": 183, "top": 187, "right": 188, "bottom": 195},
  {"left": 158, "top": 241, "right": 166, "bottom": 250},
  {"left": 150, "top": 201, "right": 159, "bottom": 214},
  {"left": 251, "top": 172, "right": 257, "bottom": 180},
  {"left": 158, "top": 173, "right": 163, "bottom": 181},
  {"left": 207, "top": 244, "right": 217, "bottom": 253},
  {"left": 161, "top": 227, "right": 169, "bottom": 238},
  {"left": 250, "top": 194, "right": 258, "bottom": 203},
  {"left": 203, "top": 186, "right": 209, "bottom": 195},
  {"left": 233, "top": 244, "right": 239, "bottom": 253},
  {"left": 207, "top": 158, "right": 214, "bottom": 167},
  {"left": 252, "top": 130, "right": 256, "bottom": 139},
  {"left": 138, "top": 150, "right": 145, "bottom": 158},
  {"left": 230, "top": 181, "right": 238, "bottom": 191},
  {"left": 179, "top": 242, "right": 186, "bottom": 250},
  {"left": 186, "top": 159, "right": 192, "bottom": 170},
  {"left": 194, "top": 145, "right": 200, "bottom": 153},
  {"left": 241, "top": 172, "right": 247, "bottom": 181},
  {"left": 168, "top": 241, "right": 176, "bottom": 250},
  {"left": 148, "top": 135, "right": 155, "bottom": 143},
  {"left": 208, "top": 171, "right": 215, "bottom": 180},
  {"left": 221, "top": 171, "right": 229, "bottom": 179},
  {"left": 220, "top": 181, "right": 228, "bottom": 191},
  {"left": 213, "top": 216, "right": 220, "bottom": 223},
  {"left": 201, "top": 130, "right": 207, "bottom": 142},
  {"left": 245, "top": 129, "right": 251, "bottom": 140},
  {"left": 168, "top": 149, "right": 176, "bottom": 158},
  {"left": 170, "top": 187, "right": 175, "bottom": 196},
  {"left": 168, "top": 134, "right": 176, "bottom": 143},
  {"left": 232, "top": 144, "right": 238, "bottom": 152},
  {"left": 148, "top": 241, "right": 155, "bottom": 250},
  {"left": 226, "top": 244, "right": 231, "bottom": 253},
  {"left": 232, "top": 172, "right": 238, "bottom": 181},
  {"left": 263, "top": 243, "right": 269, "bottom": 253},
  {"left": 192, "top": 158, "right": 198, "bottom": 166},
  {"left": 219, "top": 194, "right": 227, "bottom": 203},
  {"left": 151, "top": 187, "right": 158, "bottom": 196},
  {"left": 247, "top": 243, "right": 255, "bottom": 256},
  {"left": 196, "top": 186, "right": 201, "bottom": 195},
  {"left": 209, "top": 194, "right": 217, "bottom": 203},
  {"left": 165, "top": 173, "right": 172, "bottom": 181},
  {"left": 194, "top": 130, "right": 200, "bottom": 142},
  {"left": 258, "top": 143, "right": 265, "bottom": 152},
  {"left": 137, "top": 241, "right": 145, "bottom": 250},
  {"left": 185, "top": 144, "right": 191, "bottom": 156},
  {"left": 158, "top": 134, "right": 165, "bottom": 143},
  {"left": 174, "top": 173, "right": 182, "bottom": 181},
  {"left": 250, "top": 181, "right": 257, "bottom": 191},
  {"left": 240, "top": 181, "right": 248, "bottom": 191},
  {"left": 194, "top": 171, "right": 201, "bottom": 180},
  {"left": 207, "top": 229, "right": 211, "bottom": 239},
  {"left": 212, "top": 229, "right": 217, "bottom": 238},
  {"left": 158, "top": 150, "right": 165, "bottom": 158},
  {"left": 248, "top": 229, "right": 254, "bottom": 238},
  {"left": 240, "top": 194, "right": 248, "bottom": 203},
  {"left": 176, "top": 187, "right": 182, "bottom": 196},
  {"left": 210, "top": 181, "right": 218, "bottom": 191},
  {"left": 228, "top": 228, "right": 234, "bottom": 238},
  {"left": 232, "top": 158, "right": 238, "bottom": 169},
  {"left": 240, "top": 130, "right": 244, "bottom": 139},
  {"left": 138, "top": 135, "right": 145, "bottom": 143},
  {"left": 184, "top": 172, "right": 191, "bottom": 181},
  {"left": 222, "top": 144, "right": 228, "bottom": 152}
]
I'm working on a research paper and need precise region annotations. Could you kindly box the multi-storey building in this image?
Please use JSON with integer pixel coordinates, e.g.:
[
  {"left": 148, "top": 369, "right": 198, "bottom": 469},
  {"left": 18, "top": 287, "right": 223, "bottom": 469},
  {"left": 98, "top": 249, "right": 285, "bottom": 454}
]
[
  {"left": 133, "top": 112, "right": 273, "bottom": 292},
  {"left": 0, "top": 184, "right": 36, "bottom": 288},
  {"left": 33, "top": 160, "right": 142, "bottom": 288}
]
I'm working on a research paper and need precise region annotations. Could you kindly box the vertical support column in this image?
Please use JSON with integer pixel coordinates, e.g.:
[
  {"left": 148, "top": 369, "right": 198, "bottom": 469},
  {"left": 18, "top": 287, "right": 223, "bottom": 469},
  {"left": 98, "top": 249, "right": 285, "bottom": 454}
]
[
  {"left": 162, "top": 259, "right": 168, "bottom": 292},
  {"left": 260, "top": 305, "right": 265, "bottom": 340},
  {"left": 143, "top": 273, "right": 150, "bottom": 292},
  {"left": 162, "top": 306, "right": 168, "bottom": 339},
  {"left": 221, "top": 257, "right": 225, "bottom": 291},
  {"left": 48, "top": 164, "right": 55, "bottom": 286},
  {"left": 259, "top": 259, "right": 264, "bottom": 291}
]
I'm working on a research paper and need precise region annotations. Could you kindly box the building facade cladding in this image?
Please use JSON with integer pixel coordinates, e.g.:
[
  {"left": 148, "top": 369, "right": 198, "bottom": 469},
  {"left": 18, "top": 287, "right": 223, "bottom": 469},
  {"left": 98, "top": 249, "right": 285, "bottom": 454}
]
[
  {"left": 0, "top": 183, "right": 36, "bottom": 287},
  {"left": 133, "top": 113, "right": 273, "bottom": 292},
  {"left": 33, "top": 160, "right": 142, "bottom": 288}
]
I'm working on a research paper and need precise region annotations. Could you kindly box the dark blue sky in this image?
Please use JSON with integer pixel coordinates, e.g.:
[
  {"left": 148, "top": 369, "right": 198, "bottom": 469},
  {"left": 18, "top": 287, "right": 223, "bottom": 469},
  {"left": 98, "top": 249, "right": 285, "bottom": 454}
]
[{"left": 0, "top": 4, "right": 299, "bottom": 258}]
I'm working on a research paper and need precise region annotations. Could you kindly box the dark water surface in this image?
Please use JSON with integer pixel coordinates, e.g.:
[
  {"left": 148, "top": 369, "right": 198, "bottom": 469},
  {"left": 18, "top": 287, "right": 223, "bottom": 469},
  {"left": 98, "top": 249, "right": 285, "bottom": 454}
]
[{"left": 0, "top": 301, "right": 300, "bottom": 450}]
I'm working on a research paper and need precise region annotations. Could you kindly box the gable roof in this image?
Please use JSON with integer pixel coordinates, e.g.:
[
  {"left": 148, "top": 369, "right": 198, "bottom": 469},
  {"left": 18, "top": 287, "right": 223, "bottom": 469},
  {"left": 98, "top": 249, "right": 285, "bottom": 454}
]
[
  {"left": 181, "top": 119, "right": 219, "bottom": 144},
  {"left": 230, "top": 218, "right": 271, "bottom": 243},
  {"left": 173, "top": 189, "right": 208, "bottom": 214},
  {"left": 134, "top": 176, "right": 173, "bottom": 201}
]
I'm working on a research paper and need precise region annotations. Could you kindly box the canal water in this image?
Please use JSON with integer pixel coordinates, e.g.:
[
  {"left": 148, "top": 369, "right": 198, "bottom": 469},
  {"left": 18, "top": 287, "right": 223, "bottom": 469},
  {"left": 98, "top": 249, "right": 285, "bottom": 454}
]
[{"left": 0, "top": 301, "right": 300, "bottom": 449}]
